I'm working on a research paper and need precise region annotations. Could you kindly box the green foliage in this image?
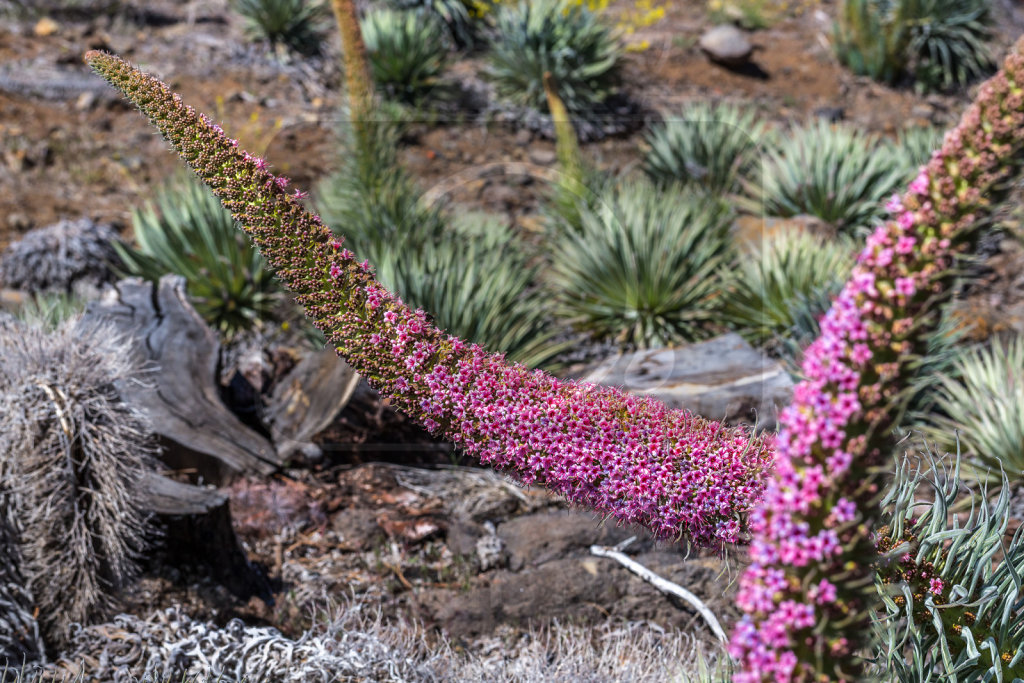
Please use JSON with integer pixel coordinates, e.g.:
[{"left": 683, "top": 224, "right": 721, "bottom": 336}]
[
  {"left": 642, "top": 101, "right": 769, "bottom": 196},
  {"left": 895, "top": 125, "right": 945, "bottom": 173},
  {"left": 319, "top": 118, "right": 562, "bottom": 367},
  {"left": 116, "top": 174, "right": 284, "bottom": 339},
  {"left": 233, "top": 0, "right": 328, "bottom": 55},
  {"left": 362, "top": 8, "right": 451, "bottom": 105},
  {"left": 872, "top": 453, "right": 1024, "bottom": 681},
  {"left": 484, "top": 0, "right": 623, "bottom": 117},
  {"left": 546, "top": 180, "right": 734, "bottom": 348},
  {"left": 834, "top": 0, "right": 994, "bottom": 92},
  {"left": 12, "top": 292, "right": 85, "bottom": 331},
  {"left": 922, "top": 336, "right": 1024, "bottom": 482},
  {"left": 316, "top": 115, "right": 447, "bottom": 264},
  {"left": 375, "top": 218, "right": 567, "bottom": 369},
  {"left": 389, "top": 0, "right": 481, "bottom": 48},
  {"left": 746, "top": 120, "right": 907, "bottom": 234},
  {"left": 724, "top": 228, "right": 855, "bottom": 350}
]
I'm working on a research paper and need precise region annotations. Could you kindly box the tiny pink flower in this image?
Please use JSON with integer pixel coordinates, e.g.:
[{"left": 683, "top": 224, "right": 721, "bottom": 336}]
[
  {"left": 929, "top": 578, "right": 944, "bottom": 595},
  {"left": 329, "top": 264, "right": 342, "bottom": 279},
  {"left": 894, "top": 277, "right": 916, "bottom": 297},
  {"left": 909, "top": 169, "right": 930, "bottom": 195}
]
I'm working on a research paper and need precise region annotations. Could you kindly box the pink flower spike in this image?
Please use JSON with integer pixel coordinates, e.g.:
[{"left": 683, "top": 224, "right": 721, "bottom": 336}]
[
  {"left": 254, "top": 157, "right": 268, "bottom": 170},
  {"left": 275, "top": 176, "right": 290, "bottom": 189}
]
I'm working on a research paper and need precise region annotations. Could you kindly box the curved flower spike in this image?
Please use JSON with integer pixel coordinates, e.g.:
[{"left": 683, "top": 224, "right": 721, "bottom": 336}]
[
  {"left": 84, "top": 51, "right": 775, "bottom": 550},
  {"left": 731, "top": 38, "right": 1024, "bottom": 682}
]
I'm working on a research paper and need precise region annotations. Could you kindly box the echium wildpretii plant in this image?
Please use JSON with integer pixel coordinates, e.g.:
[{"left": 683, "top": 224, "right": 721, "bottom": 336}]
[
  {"left": 731, "top": 39, "right": 1024, "bottom": 681},
  {"left": 871, "top": 453, "right": 1024, "bottom": 680},
  {"left": 83, "top": 51, "right": 775, "bottom": 548}
]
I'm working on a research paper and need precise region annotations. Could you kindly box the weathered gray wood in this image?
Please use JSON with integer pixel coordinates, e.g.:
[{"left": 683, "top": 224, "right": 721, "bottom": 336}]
[
  {"left": 84, "top": 276, "right": 283, "bottom": 476},
  {"left": 265, "top": 349, "right": 359, "bottom": 462},
  {"left": 139, "top": 470, "right": 226, "bottom": 516},
  {"left": 139, "top": 470, "right": 269, "bottom": 601}
]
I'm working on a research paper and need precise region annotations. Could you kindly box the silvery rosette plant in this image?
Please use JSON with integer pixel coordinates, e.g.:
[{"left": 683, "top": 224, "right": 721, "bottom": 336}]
[
  {"left": 82, "top": 34, "right": 1024, "bottom": 680},
  {"left": 871, "top": 453, "right": 1024, "bottom": 680}
]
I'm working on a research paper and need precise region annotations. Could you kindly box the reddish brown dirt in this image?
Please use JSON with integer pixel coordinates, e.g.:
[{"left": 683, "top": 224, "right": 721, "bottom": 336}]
[{"left": 4, "top": 0, "right": 1022, "bottom": 251}]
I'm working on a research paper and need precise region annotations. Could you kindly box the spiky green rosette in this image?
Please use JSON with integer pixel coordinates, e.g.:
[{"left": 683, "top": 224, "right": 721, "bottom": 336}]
[
  {"left": 84, "top": 51, "right": 774, "bottom": 549},
  {"left": 732, "top": 39, "right": 1024, "bottom": 681}
]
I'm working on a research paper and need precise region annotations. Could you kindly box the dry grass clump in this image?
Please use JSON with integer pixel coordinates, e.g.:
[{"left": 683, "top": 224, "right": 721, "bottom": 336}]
[{"left": 39, "top": 603, "right": 719, "bottom": 682}]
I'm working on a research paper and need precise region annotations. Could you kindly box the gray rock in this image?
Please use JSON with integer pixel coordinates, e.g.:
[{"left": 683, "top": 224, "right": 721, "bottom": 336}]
[
  {"left": 699, "top": 24, "right": 754, "bottom": 67},
  {"left": 498, "top": 510, "right": 635, "bottom": 571},
  {"left": 331, "top": 507, "right": 384, "bottom": 551},
  {"left": 578, "top": 333, "right": 792, "bottom": 429},
  {"left": 528, "top": 147, "right": 557, "bottom": 165}
]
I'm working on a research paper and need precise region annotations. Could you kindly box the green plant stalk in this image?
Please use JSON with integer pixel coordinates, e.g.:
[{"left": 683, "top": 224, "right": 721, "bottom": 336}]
[
  {"left": 330, "top": 0, "right": 374, "bottom": 142},
  {"left": 542, "top": 71, "right": 589, "bottom": 230}
]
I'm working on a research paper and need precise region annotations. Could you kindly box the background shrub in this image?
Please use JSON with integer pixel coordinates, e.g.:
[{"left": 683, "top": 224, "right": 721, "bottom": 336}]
[
  {"left": 484, "top": 0, "right": 623, "bottom": 117},
  {"left": 375, "top": 218, "right": 567, "bottom": 369},
  {"left": 388, "top": 0, "right": 481, "bottom": 48},
  {"left": 316, "top": 115, "right": 447, "bottom": 264},
  {"left": 233, "top": 0, "right": 328, "bottom": 55},
  {"left": 642, "top": 101, "right": 768, "bottom": 195},
  {"left": 116, "top": 174, "right": 285, "bottom": 339},
  {"left": 724, "top": 228, "right": 855, "bottom": 351},
  {"left": 894, "top": 124, "right": 945, "bottom": 172},
  {"left": 922, "top": 336, "right": 1024, "bottom": 481},
  {"left": 0, "top": 315, "right": 158, "bottom": 644},
  {"left": 545, "top": 180, "right": 734, "bottom": 348},
  {"left": 834, "top": 0, "right": 993, "bottom": 91},
  {"left": 362, "top": 8, "right": 450, "bottom": 105},
  {"left": 0, "top": 218, "right": 123, "bottom": 297},
  {"left": 745, "top": 120, "right": 907, "bottom": 234}
]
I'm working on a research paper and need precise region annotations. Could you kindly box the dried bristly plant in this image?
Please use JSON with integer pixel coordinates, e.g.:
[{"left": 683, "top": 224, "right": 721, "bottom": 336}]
[
  {"left": 0, "top": 314, "right": 159, "bottom": 644},
  {"left": 871, "top": 448, "right": 1024, "bottom": 680},
  {"left": 0, "top": 218, "right": 124, "bottom": 297},
  {"left": 48, "top": 602, "right": 717, "bottom": 682},
  {"left": 0, "top": 488, "right": 44, "bottom": 674}
]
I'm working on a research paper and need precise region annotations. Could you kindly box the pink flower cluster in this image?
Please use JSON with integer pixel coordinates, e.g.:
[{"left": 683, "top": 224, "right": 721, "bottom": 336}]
[
  {"left": 84, "top": 50, "right": 776, "bottom": 549},
  {"left": 732, "top": 43, "right": 1024, "bottom": 681}
]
